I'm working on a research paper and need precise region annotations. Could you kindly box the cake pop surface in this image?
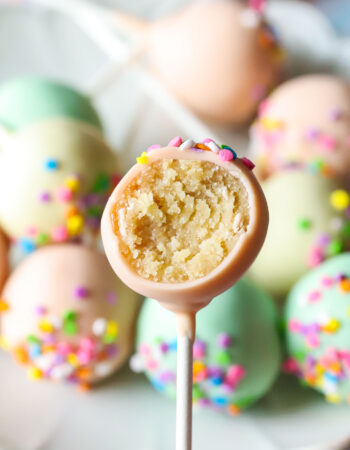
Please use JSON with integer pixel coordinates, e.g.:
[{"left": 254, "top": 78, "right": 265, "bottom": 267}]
[
  {"left": 0, "top": 118, "right": 120, "bottom": 253},
  {"left": 0, "top": 244, "right": 139, "bottom": 388},
  {"left": 284, "top": 253, "right": 350, "bottom": 404},
  {"left": 250, "top": 74, "right": 350, "bottom": 179},
  {"left": 0, "top": 76, "right": 102, "bottom": 132},
  {"left": 148, "top": 0, "right": 284, "bottom": 125},
  {"left": 249, "top": 170, "right": 350, "bottom": 299},
  {"left": 102, "top": 137, "right": 268, "bottom": 313},
  {"left": 132, "top": 279, "right": 281, "bottom": 414}
]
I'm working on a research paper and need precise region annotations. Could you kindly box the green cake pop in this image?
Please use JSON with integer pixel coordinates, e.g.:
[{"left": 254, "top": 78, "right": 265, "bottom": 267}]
[
  {"left": 0, "top": 76, "right": 102, "bottom": 131},
  {"left": 284, "top": 253, "right": 350, "bottom": 404},
  {"left": 131, "top": 279, "right": 281, "bottom": 415}
]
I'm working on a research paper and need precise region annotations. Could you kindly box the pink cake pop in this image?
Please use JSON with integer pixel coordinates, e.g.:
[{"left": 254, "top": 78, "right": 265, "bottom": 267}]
[
  {"left": 101, "top": 137, "right": 268, "bottom": 449},
  {"left": 112, "top": 0, "right": 284, "bottom": 125}
]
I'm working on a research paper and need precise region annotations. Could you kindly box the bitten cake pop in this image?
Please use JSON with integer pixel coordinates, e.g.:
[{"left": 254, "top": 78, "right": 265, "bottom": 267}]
[
  {"left": 0, "top": 118, "right": 120, "bottom": 253},
  {"left": 113, "top": 0, "right": 284, "bottom": 125},
  {"left": 132, "top": 279, "right": 281, "bottom": 415},
  {"left": 0, "top": 76, "right": 102, "bottom": 132},
  {"left": 0, "top": 245, "right": 139, "bottom": 389},
  {"left": 250, "top": 74, "right": 350, "bottom": 180},
  {"left": 102, "top": 136, "right": 268, "bottom": 450},
  {"left": 249, "top": 170, "right": 350, "bottom": 299},
  {"left": 284, "top": 253, "right": 350, "bottom": 404}
]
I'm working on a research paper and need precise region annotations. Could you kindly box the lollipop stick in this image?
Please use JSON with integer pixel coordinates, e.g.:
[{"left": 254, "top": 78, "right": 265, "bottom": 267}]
[{"left": 176, "top": 313, "right": 195, "bottom": 450}]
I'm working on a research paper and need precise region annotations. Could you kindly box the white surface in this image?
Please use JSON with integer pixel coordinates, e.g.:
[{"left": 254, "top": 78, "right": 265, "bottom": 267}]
[{"left": 1, "top": 1, "right": 350, "bottom": 449}]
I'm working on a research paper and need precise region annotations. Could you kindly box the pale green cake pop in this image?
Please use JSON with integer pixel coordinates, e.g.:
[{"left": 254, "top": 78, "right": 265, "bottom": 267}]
[
  {"left": 0, "top": 76, "right": 102, "bottom": 131},
  {"left": 249, "top": 170, "right": 350, "bottom": 299},
  {"left": 131, "top": 279, "right": 281, "bottom": 415},
  {"left": 0, "top": 118, "right": 119, "bottom": 253},
  {"left": 284, "top": 253, "right": 350, "bottom": 404}
]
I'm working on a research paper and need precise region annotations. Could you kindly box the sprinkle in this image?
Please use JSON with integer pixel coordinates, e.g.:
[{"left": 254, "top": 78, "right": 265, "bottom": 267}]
[
  {"left": 339, "top": 279, "right": 350, "bottom": 293},
  {"left": 94, "top": 362, "right": 113, "bottom": 377},
  {"left": 327, "top": 239, "right": 342, "bottom": 256},
  {"left": 0, "top": 336, "right": 9, "bottom": 350},
  {"left": 130, "top": 354, "right": 145, "bottom": 373},
  {"left": 307, "top": 290, "right": 321, "bottom": 303},
  {"left": 298, "top": 218, "right": 312, "bottom": 230},
  {"left": 179, "top": 139, "right": 195, "bottom": 151},
  {"left": 330, "top": 190, "right": 350, "bottom": 211},
  {"left": 206, "top": 141, "right": 221, "bottom": 153},
  {"left": 193, "top": 340, "right": 206, "bottom": 359},
  {"left": 318, "top": 135, "right": 336, "bottom": 152},
  {"left": 220, "top": 145, "right": 237, "bottom": 158},
  {"left": 219, "top": 149, "right": 234, "bottom": 162},
  {"left": 67, "top": 354, "right": 79, "bottom": 367},
  {"left": 227, "top": 404, "right": 241, "bottom": 416},
  {"left": 36, "top": 233, "right": 49, "bottom": 246},
  {"left": 56, "top": 186, "right": 73, "bottom": 203},
  {"left": 74, "top": 285, "right": 89, "bottom": 299},
  {"left": 322, "top": 319, "right": 340, "bottom": 334},
  {"left": 106, "top": 291, "right": 117, "bottom": 304},
  {"left": 195, "top": 143, "right": 211, "bottom": 151},
  {"left": 64, "top": 176, "right": 80, "bottom": 192},
  {"left": 67, "top": 214, "right": 84, "bottom": 236},
  {"left": 38, "top": 319, "right": 54, "bottom": 334},
  {"left": 217, "top": 333, "right": 232, "bottom": 348},
  {"left": 27, "top": 367, "right": 43, "bottom": 380},
  {"left": 18, "top": 238, "right": 36, "bottom": 254},
  {"left": 106, "top": 320, "right": 118, "bottom": 338},
  {"left": 241, "top": 157, "right": 255, "bottom": 170},
  {"left": 51, "top": 225, "right": 68, "bottom": 243},
  {"left": 305, "top": 128, "right": 320, "bottom": 140},
  {"left": 136, "top": 152, "right": 149, "bottom": 165},
  {"left": 35, "top": 305, "right": 46, "bottom": 316},
  {"left": 44, "top": 158, "right": 59, "bottom": 171},
  {"left": 92, "top": 318, "right": 107, "bottom": 336},
  {"left": 329, "top": 108, "right": 343, "bottom": 121},
  {"left": 216, "top": 351, "right": 230, "bottom": 365},
  {"left": 39, "top": 191, "right": 51, "bottom": 203},
  {"left": 146, "top": 144, "right": 161, "bottom": 152},
  {"left": 0, "top": 300, "right": 9, "bottom": 313},
  {"left": 167, "top": 136, "right": 182, "bottom": 147}
]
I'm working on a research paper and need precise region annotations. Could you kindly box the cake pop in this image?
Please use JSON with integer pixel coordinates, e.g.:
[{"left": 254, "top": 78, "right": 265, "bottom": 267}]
[
  {"left": 101, "top": 136, "right": 268, "bottom": 449},
  {"left": 284, "top": 253, "right": 350, "bottom": 404},
  {"left": 0, "top": 76, "right": 102, "bottom": 132},
  {"left": 112, "top": 0, "right": 284, "bottom": 125},
  {"left": 132, "top": 278, "right": 281, "bottom": 415},
  {"left": 250, "top": 74, "right": 350, "bottom": 180},
  {"left": 249, "top": 170, "right": 350, "bottom": 299},
  {"left": 0, "top": 118, "right": 120, "bottom": 253},
  {"left": 0, "top": 245, "right": 139, "bottom": 389}
]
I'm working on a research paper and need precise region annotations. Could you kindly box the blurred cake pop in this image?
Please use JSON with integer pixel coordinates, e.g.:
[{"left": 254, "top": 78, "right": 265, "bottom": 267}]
[
  {"left": 113, "top": 0, "right": 284, "bottom": 125},
  {"left": 250, "top": 74, "right": 350, "bottom": 180},
  {"left": 0, "top": 245, "right": 139, "bottom": 389},
  {"left": 284, "top": 253, "right": 350, "bottom": 404},
  {"left": 249, "top": 170, "right": 350, "bottom": 299},
  {"left": 0, "top": 76, "right": 102, "bottom": 132},
  {"left": 0, "top": 118, "right": 120, "bottom": 253},
  {"left": 132, "top": 279, "right": 281, "bottom": 414}
]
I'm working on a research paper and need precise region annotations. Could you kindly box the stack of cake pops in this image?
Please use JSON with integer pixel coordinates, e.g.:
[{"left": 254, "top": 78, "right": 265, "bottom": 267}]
[
  {"left": 0, "top": 76, "right": 139, "bottom": 390},
  {"left": 248, "top": 73, "right": 350, "bottom": 404}
]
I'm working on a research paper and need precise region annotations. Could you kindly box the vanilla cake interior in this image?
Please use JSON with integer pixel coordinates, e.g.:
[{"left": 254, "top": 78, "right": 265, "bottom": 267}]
[{"left": 111, "top": 159, "right": 250, "bottom": 283}]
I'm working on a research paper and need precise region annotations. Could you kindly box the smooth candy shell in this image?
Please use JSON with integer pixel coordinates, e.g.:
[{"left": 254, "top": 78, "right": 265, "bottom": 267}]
[
  {"left": 0, "top": 76, "right": 102, "bottom": 131},
  {"left": 251, "top": 75, "right": 350, "bottom": 179},
  {"left": 0, "top": 244, "right": 139, "bottom": 383},
  {"left": 0, "top": 118, "right": 118, "bottom": 241},
  {"left": 285, "top": 253, "right": 350, "bottom": 401},
  {"left": 136, "top": 279, "right": 281, "bottom": 410},
  {"left": 148, "top": 1, "right": 282, "bottom": 125},
  {"left": 249, "top": 170, "right": 345, "bottom": 299}
]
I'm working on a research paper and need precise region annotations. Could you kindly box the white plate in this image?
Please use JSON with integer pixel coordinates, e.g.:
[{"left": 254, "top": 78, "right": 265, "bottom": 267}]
[{"left": 0, "top": 1, "right": 350, "bottom": 449}]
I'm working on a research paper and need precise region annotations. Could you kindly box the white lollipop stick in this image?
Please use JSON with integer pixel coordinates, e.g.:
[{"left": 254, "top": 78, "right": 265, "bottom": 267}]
[{"left": 176, "top": 313, "right": 195, "bottom": 450}]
